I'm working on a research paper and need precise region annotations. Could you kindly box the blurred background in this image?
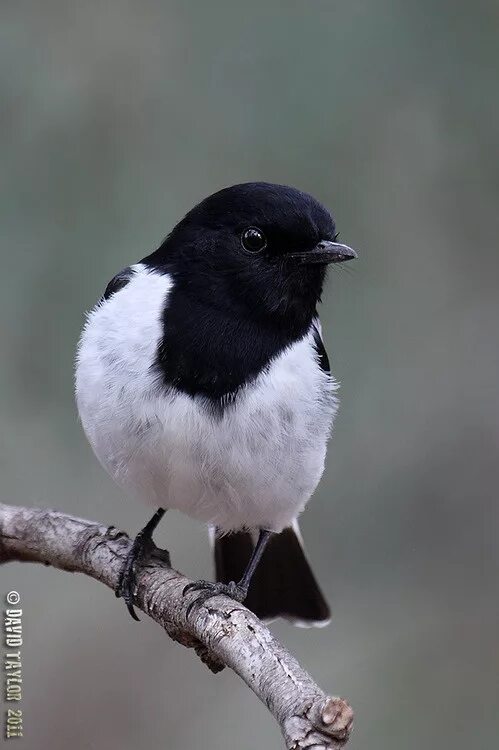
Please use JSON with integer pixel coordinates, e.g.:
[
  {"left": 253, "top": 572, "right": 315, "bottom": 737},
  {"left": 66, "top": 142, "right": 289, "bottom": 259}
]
[{"left": 1, "top": 1, "right": 498, "bottom": 748}]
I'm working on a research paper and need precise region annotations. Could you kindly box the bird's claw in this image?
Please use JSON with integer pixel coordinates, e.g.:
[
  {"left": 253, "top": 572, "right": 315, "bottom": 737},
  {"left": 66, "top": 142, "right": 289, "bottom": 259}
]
[
  {"left": 116, "top": 536, "right": 170, "bottom": 621},
  {"left": 115, "top": 551, "right": 142, "bottom": 621},
  {"left": 183, "top": 580, "right": 247, "bottom": 619}
]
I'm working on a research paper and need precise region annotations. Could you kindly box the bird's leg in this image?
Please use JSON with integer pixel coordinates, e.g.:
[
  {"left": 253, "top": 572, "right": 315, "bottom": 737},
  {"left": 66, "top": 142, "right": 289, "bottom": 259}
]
[
  {"left": 116, "top": 507, "right": 169, "bottom": 621},
  {"left": 183, "top": 529, "right": 272, "bottom": 618}
]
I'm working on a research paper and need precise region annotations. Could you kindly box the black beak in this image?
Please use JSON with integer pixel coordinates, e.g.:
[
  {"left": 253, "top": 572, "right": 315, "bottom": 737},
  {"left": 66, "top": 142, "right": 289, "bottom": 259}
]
[{"left": 289, "top": 240, "right": 358, "bottom": 265}]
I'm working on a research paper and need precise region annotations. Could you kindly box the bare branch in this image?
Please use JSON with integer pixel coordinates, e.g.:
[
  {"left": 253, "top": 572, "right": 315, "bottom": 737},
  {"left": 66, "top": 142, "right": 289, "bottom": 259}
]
[{"left": 0, "top": 502, "right": 353, "bottom": 748}]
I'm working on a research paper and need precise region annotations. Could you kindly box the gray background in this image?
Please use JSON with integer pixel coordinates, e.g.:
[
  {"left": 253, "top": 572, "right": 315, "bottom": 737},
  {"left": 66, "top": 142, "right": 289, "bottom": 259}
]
[{"left": 1, "top": 1, "right": 498, "bottom": 748}]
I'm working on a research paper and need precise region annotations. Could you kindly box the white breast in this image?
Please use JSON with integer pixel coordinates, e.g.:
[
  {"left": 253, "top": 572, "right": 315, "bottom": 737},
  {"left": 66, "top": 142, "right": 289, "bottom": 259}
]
[{"left": 75, "top": 264, "right": 338, "bottom": 532}]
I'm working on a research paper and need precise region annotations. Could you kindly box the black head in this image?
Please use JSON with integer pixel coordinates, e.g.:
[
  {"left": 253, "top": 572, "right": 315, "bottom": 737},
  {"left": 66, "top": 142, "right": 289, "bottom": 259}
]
[{"left": 144, "top": 182, "right": 356, "bottom": 332}]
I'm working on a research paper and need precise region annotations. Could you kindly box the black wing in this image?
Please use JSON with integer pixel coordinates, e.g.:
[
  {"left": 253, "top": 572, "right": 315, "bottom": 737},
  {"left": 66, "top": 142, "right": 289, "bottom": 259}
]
[
  {"left": 102, "top": 266, "right": 135, "bottom": 301},
  {"left": 311, "top": 320, "right": 330, "bottom": 375}
]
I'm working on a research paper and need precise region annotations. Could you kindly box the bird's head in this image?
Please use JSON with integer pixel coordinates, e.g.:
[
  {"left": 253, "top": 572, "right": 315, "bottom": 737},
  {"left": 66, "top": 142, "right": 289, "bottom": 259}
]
[{"left": 146, "top": 182, "right": 357, "bottom": 330}]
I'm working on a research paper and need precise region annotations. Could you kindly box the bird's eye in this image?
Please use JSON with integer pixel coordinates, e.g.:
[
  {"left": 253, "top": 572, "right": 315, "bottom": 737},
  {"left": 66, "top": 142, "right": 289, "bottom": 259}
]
[{"left": 241, "top": 227, "right": 267, "bottom": 253}]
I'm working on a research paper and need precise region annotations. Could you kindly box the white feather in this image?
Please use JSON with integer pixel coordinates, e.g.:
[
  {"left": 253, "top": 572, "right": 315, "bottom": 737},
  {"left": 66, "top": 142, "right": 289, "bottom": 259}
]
[{"left": 75, "top": 264, "right": 338, "bottom": 532}]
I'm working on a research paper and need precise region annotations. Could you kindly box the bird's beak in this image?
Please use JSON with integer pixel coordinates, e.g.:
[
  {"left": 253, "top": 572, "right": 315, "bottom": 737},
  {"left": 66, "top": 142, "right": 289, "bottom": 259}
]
[{"left": 289, "top": 240, "right": 358, "bottom": 265}]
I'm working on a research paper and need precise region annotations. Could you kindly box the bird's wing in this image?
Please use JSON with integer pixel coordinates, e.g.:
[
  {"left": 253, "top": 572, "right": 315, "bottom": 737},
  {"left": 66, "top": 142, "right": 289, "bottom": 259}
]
[
  {"left": 102, "top": 266, "right": 135, "bottom": 301},
  {"left": 311, "top": 318, "right": 330, "bottom": 375}
]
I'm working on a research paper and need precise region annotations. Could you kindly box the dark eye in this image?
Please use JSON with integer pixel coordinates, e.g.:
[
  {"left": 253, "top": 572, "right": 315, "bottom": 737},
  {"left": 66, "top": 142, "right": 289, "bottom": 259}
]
[{"left": 241, "top": 227, "right": 267, "bottom": 253}]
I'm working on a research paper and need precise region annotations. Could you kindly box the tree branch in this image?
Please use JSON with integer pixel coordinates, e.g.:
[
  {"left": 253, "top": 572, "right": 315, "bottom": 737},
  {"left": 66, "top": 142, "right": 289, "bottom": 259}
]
[{"left": 0, "top": 502, "right": 353, "bottom": 748}]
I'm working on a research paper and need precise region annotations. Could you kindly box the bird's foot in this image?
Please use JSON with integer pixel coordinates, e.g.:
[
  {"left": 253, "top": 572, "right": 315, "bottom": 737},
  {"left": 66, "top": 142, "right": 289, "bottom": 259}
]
[
  {"left": 182, "top": 579, "right": 248, "bottom": 619},
  {"left": 116, "top": 534, "right": 171, "bottom": 622}
]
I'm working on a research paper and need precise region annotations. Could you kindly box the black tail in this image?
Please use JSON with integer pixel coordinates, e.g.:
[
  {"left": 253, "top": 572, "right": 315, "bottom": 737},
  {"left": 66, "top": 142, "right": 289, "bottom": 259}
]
[{"left": 213, "top": 524, "right": 331, "bottom": 626}]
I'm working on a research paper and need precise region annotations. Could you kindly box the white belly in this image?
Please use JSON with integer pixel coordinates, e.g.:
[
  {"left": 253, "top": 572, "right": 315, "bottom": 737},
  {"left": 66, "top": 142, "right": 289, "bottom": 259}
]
[{"left": 75, "top": 265, "right": 338, "bottom": 532}]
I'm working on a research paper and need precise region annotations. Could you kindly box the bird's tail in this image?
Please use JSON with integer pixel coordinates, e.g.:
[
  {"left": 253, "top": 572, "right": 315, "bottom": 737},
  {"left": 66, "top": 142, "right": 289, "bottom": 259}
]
[{"left": 211, "top": 522, "right": 331, "bottom": 627}]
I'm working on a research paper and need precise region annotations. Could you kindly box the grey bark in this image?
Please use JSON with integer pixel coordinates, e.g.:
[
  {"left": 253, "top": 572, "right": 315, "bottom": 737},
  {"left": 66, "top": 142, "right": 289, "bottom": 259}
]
[{"left": 0, "top": 502, "right": 353, "bottom": 749}]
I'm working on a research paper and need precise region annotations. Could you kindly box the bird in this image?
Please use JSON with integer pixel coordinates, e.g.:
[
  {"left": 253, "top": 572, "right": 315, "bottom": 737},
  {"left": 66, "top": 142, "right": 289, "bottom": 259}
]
[{"left": 75, "top": 181, "right": 357, "bottom": 625}]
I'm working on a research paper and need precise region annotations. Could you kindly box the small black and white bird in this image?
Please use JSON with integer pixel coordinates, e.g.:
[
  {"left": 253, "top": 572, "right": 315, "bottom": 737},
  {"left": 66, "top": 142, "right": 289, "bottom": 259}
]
[{"left": 75, "top": 182, "right": 357, "bottom": 625}]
